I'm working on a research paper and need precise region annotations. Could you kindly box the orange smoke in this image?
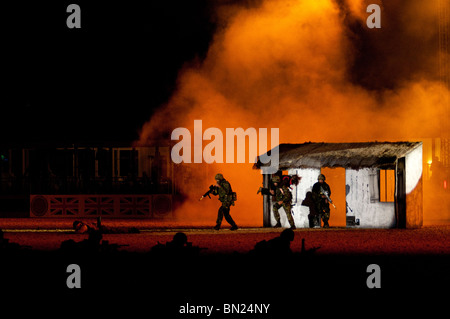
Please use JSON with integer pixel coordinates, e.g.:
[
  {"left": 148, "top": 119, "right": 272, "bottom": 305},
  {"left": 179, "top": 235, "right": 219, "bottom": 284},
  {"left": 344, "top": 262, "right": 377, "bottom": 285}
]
[{"left": 136, "top": 0, "right": 449, "bottom": 225}]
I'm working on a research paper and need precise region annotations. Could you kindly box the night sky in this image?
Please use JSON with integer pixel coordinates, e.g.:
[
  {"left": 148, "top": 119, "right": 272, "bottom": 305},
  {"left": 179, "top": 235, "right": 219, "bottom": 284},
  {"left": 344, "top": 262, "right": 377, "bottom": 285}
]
[
  {"left": 1, "top": 1, "right": 216, "bottom": 145},
  {"left": 1, "top": 0, "right": 444, "bottom": 146}
]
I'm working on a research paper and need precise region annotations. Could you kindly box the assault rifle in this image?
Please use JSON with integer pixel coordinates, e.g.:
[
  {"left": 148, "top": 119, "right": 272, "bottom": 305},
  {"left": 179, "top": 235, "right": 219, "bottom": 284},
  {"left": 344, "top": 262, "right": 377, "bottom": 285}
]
[
  {"left": 199, "top": 185, "right": 217, "bottom": 201},
  {"left": 320, "top": 186, "right": 336, "bottom": 209}
]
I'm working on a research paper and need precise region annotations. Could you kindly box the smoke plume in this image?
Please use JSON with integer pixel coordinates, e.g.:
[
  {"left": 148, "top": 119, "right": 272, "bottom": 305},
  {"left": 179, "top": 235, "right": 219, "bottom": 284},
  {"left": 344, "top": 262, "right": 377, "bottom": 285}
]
[{"left": 136, "top": 0, "right": 449, "bottom": 225}]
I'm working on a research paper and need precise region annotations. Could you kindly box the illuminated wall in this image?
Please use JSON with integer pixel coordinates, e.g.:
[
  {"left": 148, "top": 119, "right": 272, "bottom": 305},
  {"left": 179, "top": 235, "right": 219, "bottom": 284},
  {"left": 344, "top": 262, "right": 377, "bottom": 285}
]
[
  {"left": 405, "top": 144, "right": 424, "bottom": 228},
  {"left": 269, "top": 143, "right": 424, "bottom": 229},
  {"left": 346, "top": 168, "right": 396, "bottom": 228}
]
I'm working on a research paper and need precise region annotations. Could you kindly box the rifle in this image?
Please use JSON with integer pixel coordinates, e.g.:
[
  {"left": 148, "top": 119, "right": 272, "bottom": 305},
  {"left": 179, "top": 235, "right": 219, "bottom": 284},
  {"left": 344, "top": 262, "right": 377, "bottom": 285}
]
[
  {"left": 320, "top": 186, "right": 336, "bottom": 209},
  {"left": 199, "top": 185, "right": 217, "bottom": 201},
  {"left": 257, "top": 186, "right": 273, "bottom": 196}
]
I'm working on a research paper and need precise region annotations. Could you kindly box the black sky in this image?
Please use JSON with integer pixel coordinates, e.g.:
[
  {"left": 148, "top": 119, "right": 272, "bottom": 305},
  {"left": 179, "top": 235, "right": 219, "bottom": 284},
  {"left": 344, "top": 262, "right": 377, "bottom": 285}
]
[
  {"left": 1, "top": 1, "right": 216, "bottom": 145},
  {"left": 0, "top": 0, "right": 443, "bottom": 146}
]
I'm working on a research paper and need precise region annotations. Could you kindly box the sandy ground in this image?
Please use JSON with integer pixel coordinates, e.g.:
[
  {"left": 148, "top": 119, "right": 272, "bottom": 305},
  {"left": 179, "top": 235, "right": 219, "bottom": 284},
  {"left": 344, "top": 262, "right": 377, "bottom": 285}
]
[{"left": 1, "top": 218, "right": 449, "bottom": 255}]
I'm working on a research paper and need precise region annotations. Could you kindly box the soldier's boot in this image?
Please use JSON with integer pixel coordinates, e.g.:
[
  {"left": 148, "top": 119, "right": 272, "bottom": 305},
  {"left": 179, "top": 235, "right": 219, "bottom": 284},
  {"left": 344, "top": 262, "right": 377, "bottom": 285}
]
[
  {"left": 223, "top": 210, "right": 237, "bottom": 230},
  {"left": 215, "top": 207, "right": 226, "bottom": 230},
  {"left": 225, "top": 215, "right": 238, "bottom": 230},
  {"left": 323, "top": 220, "right": 330, "bottom": 228},
  {"left": 287, "top": 213, "right": 296, "bottom": 230},
  {"left": 273, "top": 206, "right": 281, "bottom": 227},
  {"left": 314, "top": 215, "right": 321, "bottom": 228}
]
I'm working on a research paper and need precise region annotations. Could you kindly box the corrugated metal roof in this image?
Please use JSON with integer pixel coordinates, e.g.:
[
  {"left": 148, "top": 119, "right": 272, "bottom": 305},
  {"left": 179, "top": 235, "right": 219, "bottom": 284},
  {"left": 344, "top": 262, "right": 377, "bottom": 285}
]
[{"left": 255, "top": 141, "right": 422, "bottom": 170}]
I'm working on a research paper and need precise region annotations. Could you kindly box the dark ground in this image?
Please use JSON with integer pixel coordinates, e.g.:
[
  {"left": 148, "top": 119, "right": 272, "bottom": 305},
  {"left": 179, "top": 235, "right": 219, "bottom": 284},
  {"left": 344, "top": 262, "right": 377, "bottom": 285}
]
[{"left": 1, "top": 219, "right": 448, "bottom": 317}]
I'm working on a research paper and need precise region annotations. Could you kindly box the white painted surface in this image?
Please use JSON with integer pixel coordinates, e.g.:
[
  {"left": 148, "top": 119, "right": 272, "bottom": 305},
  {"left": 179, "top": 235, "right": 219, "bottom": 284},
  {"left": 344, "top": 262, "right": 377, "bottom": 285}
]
[
  {"left": 266, "top": 143, "right": 423, "bottom": 229},
  {"left": 405, "top": 144, "right": 423, "bottom": 194},
  {"left": 346, "top": 168, "right": 396, "bottom": 228}
]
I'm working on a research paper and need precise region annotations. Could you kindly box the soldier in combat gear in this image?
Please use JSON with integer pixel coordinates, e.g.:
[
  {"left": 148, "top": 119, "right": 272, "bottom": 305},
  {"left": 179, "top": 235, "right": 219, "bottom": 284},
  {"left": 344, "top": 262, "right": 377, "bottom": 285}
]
[
  {"left": 212, "top": 173, "right": 238, "bottom": 231},
  {"left": 272, "top": 176, "right": 296, "bottom": 229},
  {"left": 312, "top": 174, "right": 332, "bottom": 228}
]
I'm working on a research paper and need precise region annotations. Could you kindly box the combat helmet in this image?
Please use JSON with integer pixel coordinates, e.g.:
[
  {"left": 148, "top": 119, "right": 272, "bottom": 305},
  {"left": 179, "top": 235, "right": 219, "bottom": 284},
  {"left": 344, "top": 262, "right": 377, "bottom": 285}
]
[
  {"left": 280, "top": 228, "right": 295, "bottom": 242},
  {"left": 215, "top": 173, "right": 224, "bottom": 181},
  {"left": 271, "top": 175, "right": 281, "bottom": 183},
  {"left": 318, "top": 174, "right": 326, "bottom": 181},
  {"left": 172, "top": 232, "right": 188, "bottom": 247}
]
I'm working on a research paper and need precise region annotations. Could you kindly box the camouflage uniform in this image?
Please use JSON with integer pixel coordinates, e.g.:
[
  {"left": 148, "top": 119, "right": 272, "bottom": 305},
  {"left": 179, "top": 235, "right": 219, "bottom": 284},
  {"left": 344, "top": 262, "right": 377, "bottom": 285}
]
[
  {"left": 312, "top": 174, "right": 331, "bottom": 228},
  {"left": 302, "top": 191, "right": 320, "bottom": 228},
  {"left": 272, "top": 176, "right": 295, "bottom": 229},
  {"left": 213, "top": 174, "right": 238, "bottom": 230}
]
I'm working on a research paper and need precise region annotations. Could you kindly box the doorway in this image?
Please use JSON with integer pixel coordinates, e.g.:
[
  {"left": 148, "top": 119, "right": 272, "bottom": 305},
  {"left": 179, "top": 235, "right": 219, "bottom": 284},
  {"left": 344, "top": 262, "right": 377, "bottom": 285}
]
[
  {"left": 396, "top": 158, "right": 406, "bottom": 228},
  {"left": 321, "top": 167, "right": 346, "bottom": 227}
]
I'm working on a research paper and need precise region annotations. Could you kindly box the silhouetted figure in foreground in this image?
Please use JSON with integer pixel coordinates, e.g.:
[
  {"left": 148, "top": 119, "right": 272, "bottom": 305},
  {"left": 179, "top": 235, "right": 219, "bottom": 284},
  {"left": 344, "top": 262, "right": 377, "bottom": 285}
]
[
  {"left": 150, "top": 232, "right": 204, "bottom": 258},
  {"left": 0, "top": 229, "right": 26, "bottom": 252},
  {"left": 300, "top": 238, "right": 321, "bottom": 256},
  {"left": 73, "top": 217, "right": 139, "bottom": 234},
  {"left": 0, "top": 229, "right": 6, "bottom": 248},
  {"left": 60, "top": 229, "right": 128, "bottom": 255},
  {"left": 250, "top": 228, "right": 295, "bottom": 258},
  {"left": 302, "top": 191, "right": 320, "bottom": 228},
  {"left": 73, "top": 220, "right": 98, "bottom": 234}
]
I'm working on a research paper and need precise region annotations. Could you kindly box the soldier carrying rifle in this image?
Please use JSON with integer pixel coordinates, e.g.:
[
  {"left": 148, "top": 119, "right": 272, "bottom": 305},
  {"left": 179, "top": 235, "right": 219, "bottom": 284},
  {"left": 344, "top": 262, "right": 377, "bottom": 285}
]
[
  {"left": 257, "top": 175, "right": 296, "bottom": 229},
  {"left": 200, "top": 173, "right": 238, "bottom": 231},
  {"left": 312, "top": 174, "right": 334, "bottom": 228}
]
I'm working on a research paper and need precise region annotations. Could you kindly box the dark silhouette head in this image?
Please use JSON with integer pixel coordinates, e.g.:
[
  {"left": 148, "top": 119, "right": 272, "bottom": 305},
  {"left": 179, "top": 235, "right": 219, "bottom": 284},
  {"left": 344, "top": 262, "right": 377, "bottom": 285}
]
[
  {"left": 280, "top": 228, "right": 295, "bottom": 242},
  {"left": 73, "top": 220, "right": 82, "bottom": 229},
  {"left": 172, "top": 232, "right": 188, "bottom": 247}
]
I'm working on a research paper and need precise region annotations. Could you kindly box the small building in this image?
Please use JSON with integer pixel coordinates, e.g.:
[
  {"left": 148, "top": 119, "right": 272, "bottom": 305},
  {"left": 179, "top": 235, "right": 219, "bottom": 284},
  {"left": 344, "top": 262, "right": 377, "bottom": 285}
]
[
  {"left": 255, "top": 142, "right": 423, "bottom": 229},
  {"left": 0, "top": 142, "right": 178, "bottom": 218}
]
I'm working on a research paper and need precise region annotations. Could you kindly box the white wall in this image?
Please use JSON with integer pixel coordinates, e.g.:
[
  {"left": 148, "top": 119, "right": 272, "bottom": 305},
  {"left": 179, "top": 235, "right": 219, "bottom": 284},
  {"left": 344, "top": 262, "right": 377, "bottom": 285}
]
[
  {"left": 346, "top": 168, "right": 396, "bottom": 228},
  {"left": 270, "top": 166, "right": 410, "bottom": 228},
  {"left": 405, "top": 145, "right": 423, "bottom": 195}
]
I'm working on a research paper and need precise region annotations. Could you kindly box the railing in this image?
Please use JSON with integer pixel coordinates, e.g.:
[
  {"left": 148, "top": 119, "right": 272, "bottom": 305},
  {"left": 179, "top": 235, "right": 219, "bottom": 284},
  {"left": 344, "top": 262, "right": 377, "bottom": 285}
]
[{"left": 30, "top": 194, "right": 173, "bottom": 219}]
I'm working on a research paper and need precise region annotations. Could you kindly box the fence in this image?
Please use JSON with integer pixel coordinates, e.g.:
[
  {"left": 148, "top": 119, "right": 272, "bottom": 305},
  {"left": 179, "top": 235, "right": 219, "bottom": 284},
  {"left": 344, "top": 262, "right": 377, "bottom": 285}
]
[{"left": 30, "top": 194, "right": 173, "bottom": 218}]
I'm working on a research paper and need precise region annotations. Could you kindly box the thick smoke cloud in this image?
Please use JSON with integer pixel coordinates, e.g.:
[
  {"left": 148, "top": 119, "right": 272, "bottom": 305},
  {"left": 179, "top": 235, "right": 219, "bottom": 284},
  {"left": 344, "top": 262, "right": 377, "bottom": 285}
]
[
  {"left": 136, "top": 0, "right": 449, "bottom": 225},
  {"left": 344, "top": 0, "right": 443, "bottom": 91}
]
